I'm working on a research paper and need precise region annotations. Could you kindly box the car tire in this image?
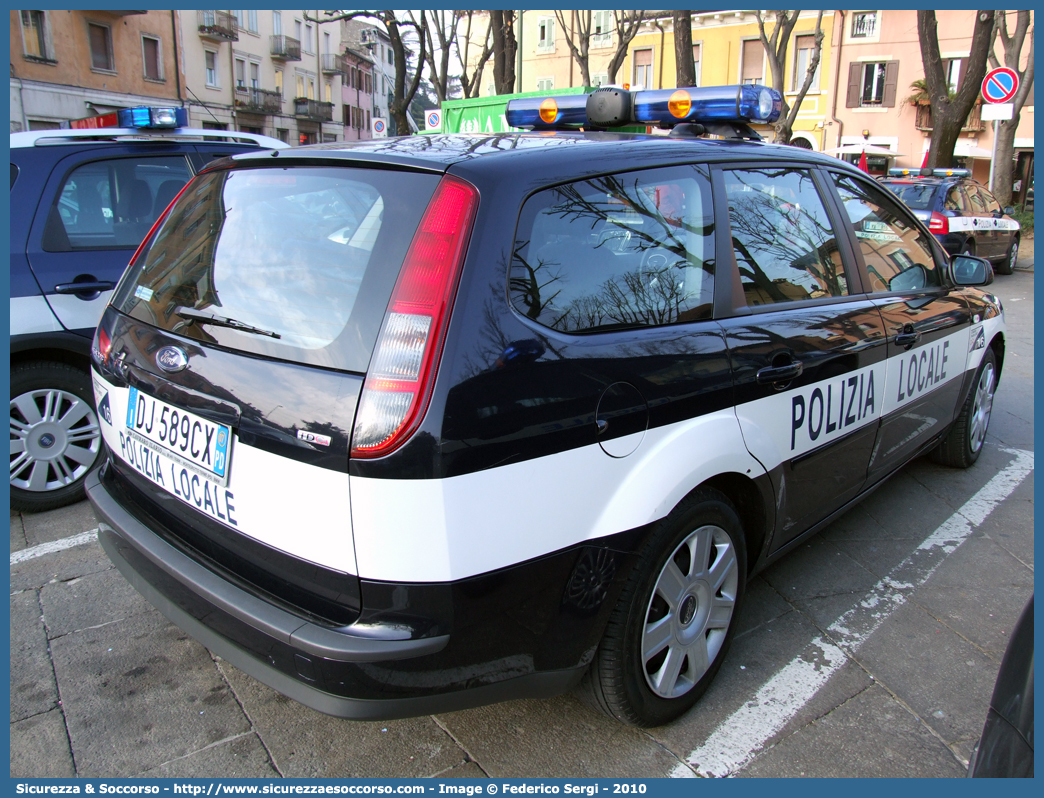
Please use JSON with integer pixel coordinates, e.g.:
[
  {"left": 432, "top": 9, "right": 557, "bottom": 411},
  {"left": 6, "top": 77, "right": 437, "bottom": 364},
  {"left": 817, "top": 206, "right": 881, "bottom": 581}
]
[
  {"left": 995, "top": 237, "right": 1018, "bottom": 276},
  {"left": 10, "top": 361, "right": 103, "bottom": 513},
  {"left": 583, "top": 487, "right": 746, "bottom": 727},
  {"left": 931, "top": 348, "right": 997, "bottom": 469}
]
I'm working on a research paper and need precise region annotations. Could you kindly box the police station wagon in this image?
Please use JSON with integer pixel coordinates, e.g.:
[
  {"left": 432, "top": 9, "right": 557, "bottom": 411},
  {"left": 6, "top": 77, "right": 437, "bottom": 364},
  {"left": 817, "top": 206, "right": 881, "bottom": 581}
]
[
  {"left": 86, "top": 85, "right": 1005, "bottom": 727},
  {"left": 881, "top": 167, "right": 1021, "bottom": 275}
]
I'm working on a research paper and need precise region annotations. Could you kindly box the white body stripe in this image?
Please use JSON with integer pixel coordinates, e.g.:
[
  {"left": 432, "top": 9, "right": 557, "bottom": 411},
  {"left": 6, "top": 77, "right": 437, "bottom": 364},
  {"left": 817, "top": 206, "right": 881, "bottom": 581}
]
[
  {"left": 92, "top": 372, "right": 358, "bottom": 575},
  {"left": 738, "top": 326, "right": 970, "bottom": 474},
  {"left": 10, "top": 295, "right": 63, "bottom": 336},
  {"left": 350, "top": 410, "right": 764, "bottom": 583},
  {"left": 44, "top": 291, "right": 113, "bottom": 332},
  {"left": 947, "top": 215, "right": 1020, "bottom": 233}
]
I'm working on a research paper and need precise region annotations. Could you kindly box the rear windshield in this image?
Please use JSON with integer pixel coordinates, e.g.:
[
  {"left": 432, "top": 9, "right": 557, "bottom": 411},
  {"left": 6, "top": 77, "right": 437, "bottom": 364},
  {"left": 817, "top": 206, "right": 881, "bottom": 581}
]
[
  {"left": 880, "top": 181, "right": 939, "bottom": 211},
  {"left": 113, "top": 166, "right": 440, "bottom": 372}
]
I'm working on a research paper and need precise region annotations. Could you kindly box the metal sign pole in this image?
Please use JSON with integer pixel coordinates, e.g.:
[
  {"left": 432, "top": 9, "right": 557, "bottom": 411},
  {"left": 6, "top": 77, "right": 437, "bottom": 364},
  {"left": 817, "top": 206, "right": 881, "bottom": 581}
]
[{"left": 989, "top": 119, "right": 998, "bottom": 193}]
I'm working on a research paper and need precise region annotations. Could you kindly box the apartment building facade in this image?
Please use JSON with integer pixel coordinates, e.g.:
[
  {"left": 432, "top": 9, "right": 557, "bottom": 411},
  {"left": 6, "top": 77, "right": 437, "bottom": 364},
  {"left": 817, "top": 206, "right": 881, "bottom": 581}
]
[
  {"left": 461, "top": 9, "right": 1032, "bottom": 179},
  {"left": 341, "top": 19, "right": 392, "bottom": 134},
  {"left": 10, "top": 10, "right": 180, "bottom": 132},
  {"left": 832, "top": 9, "right": 1034, "bottom": 183},
  {"left": 180, "top": 10, "right": 345, "bottom": 144}
]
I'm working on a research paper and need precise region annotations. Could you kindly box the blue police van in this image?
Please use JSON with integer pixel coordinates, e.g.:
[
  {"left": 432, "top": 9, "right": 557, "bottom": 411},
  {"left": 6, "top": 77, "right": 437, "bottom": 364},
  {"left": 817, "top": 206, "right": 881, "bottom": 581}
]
[
  {"left": 84, "top": 86, "right": 1005, "bottom": 727},
  {"left": 9, "top": 108, "right": 285, "bottom": 512},
  {"left": 880, "top": 167, "right": 1021, "bottom": 275}
]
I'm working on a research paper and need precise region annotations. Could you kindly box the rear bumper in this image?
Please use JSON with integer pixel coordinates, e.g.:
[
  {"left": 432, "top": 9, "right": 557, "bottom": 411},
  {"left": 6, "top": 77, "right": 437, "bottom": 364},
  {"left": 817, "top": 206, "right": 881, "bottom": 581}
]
[{"left": 86, "top": 464, "right": 587, "bottom": 719}]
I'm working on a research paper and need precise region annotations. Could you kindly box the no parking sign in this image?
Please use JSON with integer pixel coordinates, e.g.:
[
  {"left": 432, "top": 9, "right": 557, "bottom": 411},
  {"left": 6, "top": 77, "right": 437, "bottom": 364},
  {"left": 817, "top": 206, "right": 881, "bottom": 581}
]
[
  {"left": 982, "top": 67, "right": 1019, "bottom": 104},
  {"left": 372, "top": 117, "right": 387, "bottom": 138},
  {"left": 425, "top": 109, "right": 442, "bottom": 131}
]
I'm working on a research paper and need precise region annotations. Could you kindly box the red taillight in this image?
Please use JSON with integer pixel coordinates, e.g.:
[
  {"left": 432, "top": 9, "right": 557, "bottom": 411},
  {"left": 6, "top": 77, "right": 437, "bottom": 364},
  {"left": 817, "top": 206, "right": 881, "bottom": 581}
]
[
  {"left": 351, "top": 176, "right": 479, "bottom": 458},
  {"left": 928, "top": 211, "right": 949, "bottom": 234},
  {"left": 127, "top": 178, "right": 195, "bottom": 268},
  {"left": 92, "top": 325, "right": 112, "bottom": 365}
]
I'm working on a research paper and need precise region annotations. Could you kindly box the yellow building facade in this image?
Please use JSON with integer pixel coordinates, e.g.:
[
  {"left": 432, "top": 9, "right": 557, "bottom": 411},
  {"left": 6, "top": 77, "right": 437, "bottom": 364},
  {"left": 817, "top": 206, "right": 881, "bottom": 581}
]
[{"left": 464, "top": 10, "right": 835, "bottom": 149}]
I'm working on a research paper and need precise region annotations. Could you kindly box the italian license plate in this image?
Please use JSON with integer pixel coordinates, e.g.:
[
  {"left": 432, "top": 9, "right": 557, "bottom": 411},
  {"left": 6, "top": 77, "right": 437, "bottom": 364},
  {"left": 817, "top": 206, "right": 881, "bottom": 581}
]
[{"left": 124, "top": 386, "right": 232, "bottom": 487}]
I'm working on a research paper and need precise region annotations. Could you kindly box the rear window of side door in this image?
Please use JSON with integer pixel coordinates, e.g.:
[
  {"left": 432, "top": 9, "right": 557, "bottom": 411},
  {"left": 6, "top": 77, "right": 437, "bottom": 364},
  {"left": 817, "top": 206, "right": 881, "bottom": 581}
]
[
  {"left": 25, "top": 146, "right": 193, "bottom": 334},
  {"left": 712, "top": 162, "right": 888, "bottom": 547},
  {"left": 825, "top": 169, "right": 973, "bottom": 480}
]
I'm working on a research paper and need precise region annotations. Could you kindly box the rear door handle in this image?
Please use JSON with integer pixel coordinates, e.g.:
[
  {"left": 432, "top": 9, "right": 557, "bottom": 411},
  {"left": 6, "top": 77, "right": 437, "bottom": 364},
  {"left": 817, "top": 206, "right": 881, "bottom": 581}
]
[
  {"left": 54, "top": 281, "right": 115, "bottom": 295},
  {"left": 756, "top": 361, "right": 803, "bottom": 385}
]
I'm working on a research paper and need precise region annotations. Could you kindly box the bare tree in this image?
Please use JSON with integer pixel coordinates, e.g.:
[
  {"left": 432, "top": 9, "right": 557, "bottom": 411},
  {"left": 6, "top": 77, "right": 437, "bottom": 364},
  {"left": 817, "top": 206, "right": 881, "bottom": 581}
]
[
  {"left": 918, "top": 10, "right": 996, "bottom": 169},
  {"left": 604, "top": 12, "right": 646, "bottom": 85},
  {"left": 555, "top": 11, "right": 594, "bottom": 88},
  {"left": 490, "top": 10, "right": 517, "bottom": 94},
  {"left": 409, "top": 10, "right": 459, "bottom": 104},
  {"left": 988, "top": 11, "right": 1034, "bottom": 207},
  {"left": 308, "top": 11, "right": 426, "bottom": 136},
  {"left": 754, "top": 10, "right": 824, "bottom": 144},
  {"left": 674, "top": 12, "right": 696, "bottom": 88},
  {"left": 457, "top": 11, "right": 494, "bottom": 99}
]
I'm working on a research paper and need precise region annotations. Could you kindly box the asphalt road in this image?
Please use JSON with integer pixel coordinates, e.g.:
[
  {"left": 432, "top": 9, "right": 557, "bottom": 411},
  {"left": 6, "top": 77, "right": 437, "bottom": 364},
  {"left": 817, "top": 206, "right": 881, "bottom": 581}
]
[{"left": 10, "top": 250, "right": 1034, "bottom": 779}]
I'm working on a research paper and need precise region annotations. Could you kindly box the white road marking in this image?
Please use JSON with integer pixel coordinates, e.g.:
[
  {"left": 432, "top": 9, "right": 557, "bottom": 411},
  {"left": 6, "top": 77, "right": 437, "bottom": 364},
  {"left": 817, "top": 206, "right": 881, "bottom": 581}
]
[
  {"left": 10, "top": 528, "right": 99, "bottom": 566},
  {"left": 674, "top": 447, "right": 1034, "bottom": 778}
]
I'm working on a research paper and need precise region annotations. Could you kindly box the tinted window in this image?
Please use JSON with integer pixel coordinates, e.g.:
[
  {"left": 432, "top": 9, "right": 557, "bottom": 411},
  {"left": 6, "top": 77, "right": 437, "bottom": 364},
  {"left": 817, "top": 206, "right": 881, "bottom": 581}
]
[
  {"left": 832, "top": 174, "right": 939, "bottom": 293},
  {"left": 944, "top": 185, "right": 969, "bottom": 212},
  {"left": 882, "top": 181, "right": 938, "bottom": 210},
  {"left": 510, "top": 165, "right": 715, "bottom": 333},
  {"left": 977, "top": 185, "right": 1002, "bottom": 213},
  {"left": 724, "top": 167, "right": 848, "bottom": 306},
  {"left": 114, "top": 166, "right": 439, "bottom": 371},
  {"left": 44, "top": 156, "right": 193, "bottom": 251},
  {"left": 966, "top": 185, "right": 989, "bottom": 213},
  {"left": 10, "top": 163, "right": 18, "bottom": 190}
]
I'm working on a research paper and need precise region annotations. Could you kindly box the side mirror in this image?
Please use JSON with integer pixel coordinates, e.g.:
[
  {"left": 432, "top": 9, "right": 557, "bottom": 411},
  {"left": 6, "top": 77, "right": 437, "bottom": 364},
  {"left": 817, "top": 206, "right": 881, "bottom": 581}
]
[
  {"left": 1004, "top": 205, "right": 1015, "bottom": 215},
  {"left": 950, "top": 254, "right": 994, "bottom": 287}
]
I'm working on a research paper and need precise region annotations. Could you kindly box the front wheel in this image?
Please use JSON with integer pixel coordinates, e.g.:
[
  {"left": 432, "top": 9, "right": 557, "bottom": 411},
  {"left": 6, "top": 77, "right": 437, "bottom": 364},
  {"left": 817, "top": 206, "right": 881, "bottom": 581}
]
[
  {"left": 10, "top": 361, "right": 102, "bottom": 513},
  {"left": 584, "top": 487, "right": 746, "bottom": 727},
  {"left": 931, "top": 348, "right": 996, "bottom": 468}
]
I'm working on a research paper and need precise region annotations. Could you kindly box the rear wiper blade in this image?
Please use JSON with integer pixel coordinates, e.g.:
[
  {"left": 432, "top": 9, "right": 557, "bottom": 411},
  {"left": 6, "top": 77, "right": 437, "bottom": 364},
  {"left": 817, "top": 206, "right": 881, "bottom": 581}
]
[{"left": 174, "top": 306, "right": 281, "bottom": 339}]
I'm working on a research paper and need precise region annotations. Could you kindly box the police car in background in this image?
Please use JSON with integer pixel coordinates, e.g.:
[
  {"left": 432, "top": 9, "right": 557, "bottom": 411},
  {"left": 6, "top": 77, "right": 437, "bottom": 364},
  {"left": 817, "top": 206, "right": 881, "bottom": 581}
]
[
  {"left": 9, "top": 107, "right": 286, "bottom": 512},
  {"left": 85, "top": 86, "right": 1005, "bottom": 727},
  {"left": 880, "top": 168, "right": 1021, "bottom": 275}
]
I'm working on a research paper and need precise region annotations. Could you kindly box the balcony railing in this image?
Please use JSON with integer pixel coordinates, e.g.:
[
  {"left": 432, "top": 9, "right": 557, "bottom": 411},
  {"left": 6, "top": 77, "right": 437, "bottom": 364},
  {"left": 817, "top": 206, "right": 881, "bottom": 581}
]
[
  {"left": 197, "top": 10, "right": 238, "bottom": 42},
  {"left": 294, "top": 98, "right": 333, "bottom": 122},
  {"left": 271, "top": 34, "right": 302, "bottom": 61},
  {"left": 915, "top": 102, "right": 984, "bottom": 134},
  {"left": 851, "top": 12, "right": 877, "bottom": 38},
  {"left": 235, "top": 88, "right": 283, "bottom": 115},
  {"left": 320, "top": 53, "right": 348, "bottom": 76}
]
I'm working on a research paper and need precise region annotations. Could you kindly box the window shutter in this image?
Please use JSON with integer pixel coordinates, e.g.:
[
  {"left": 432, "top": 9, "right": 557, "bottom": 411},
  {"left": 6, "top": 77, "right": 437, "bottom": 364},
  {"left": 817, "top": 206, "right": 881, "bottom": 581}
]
[
  {"left": 741, "top": 40, "right": 763, "bottom": 83},
  {"left": 882, "top": 60, "right": 900, "bottom": 107},
  {"left": 846, "top": 62, "right": 862, "bottom": 107}
]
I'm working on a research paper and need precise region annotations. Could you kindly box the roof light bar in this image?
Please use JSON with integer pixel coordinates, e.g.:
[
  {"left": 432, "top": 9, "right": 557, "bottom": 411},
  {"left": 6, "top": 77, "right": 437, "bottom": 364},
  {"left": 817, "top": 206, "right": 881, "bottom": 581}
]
[
  {"left": 887, "top": 167, "right": 972, "bottom": 179},
  {"left": 505, "top": 95, "right": 589, "bottom": 130},
  {"left": 506, "top": 84, "right": 782, "bottom": 131},
  {"left": 634, "top": 85, "right": 782, "bottom": 126},
  {"left": 64, "top": 106, "right": 188, "bottom": 130}
]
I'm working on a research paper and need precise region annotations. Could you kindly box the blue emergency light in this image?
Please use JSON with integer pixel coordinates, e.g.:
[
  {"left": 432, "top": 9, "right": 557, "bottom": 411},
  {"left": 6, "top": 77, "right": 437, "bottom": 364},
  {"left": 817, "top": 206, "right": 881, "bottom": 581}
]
[
  {"left": 505, "top": 95, "right": 589, "bottom": 130},
  {"left": 887, "top": 167, "right": 971, "bottom": 179},
  {"left": 116, "top": 106, "right": 188, "bottom": 128},
  {"left": 633, "top": 85, "right": 782, "bottom": 126},
  {"left": 505, "top": 84, "right": 782, "bottom": 133}
]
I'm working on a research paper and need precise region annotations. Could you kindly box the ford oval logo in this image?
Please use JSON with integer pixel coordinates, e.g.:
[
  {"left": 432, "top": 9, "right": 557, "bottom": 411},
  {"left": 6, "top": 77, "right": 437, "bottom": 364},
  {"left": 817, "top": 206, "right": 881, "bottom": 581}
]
[{"left": 156, "top": 346, "right": 189, "bottom": 373}]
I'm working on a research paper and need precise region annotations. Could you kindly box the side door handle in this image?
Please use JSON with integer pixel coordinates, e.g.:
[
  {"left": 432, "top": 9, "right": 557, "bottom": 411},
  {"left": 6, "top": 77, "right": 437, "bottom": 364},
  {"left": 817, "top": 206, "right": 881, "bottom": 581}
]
[
  {"left": 756, "top": 361, "right": 804, "bottom": 385},
  {"left": 894, "top": 325, "right": 921, "bottom": 350}
]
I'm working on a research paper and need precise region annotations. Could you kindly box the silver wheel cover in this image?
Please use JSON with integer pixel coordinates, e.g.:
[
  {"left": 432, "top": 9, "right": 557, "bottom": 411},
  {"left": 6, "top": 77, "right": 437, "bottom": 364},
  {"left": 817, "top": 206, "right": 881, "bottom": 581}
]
[
  {"left": 968, "top": 361, "right": 995, "bottom": 454},
  {"left": 10, "top": 388, "right": 101, "bottom": 493},
  {"left": 642, "top": 524, "right": 739, "bottom": 699}
]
